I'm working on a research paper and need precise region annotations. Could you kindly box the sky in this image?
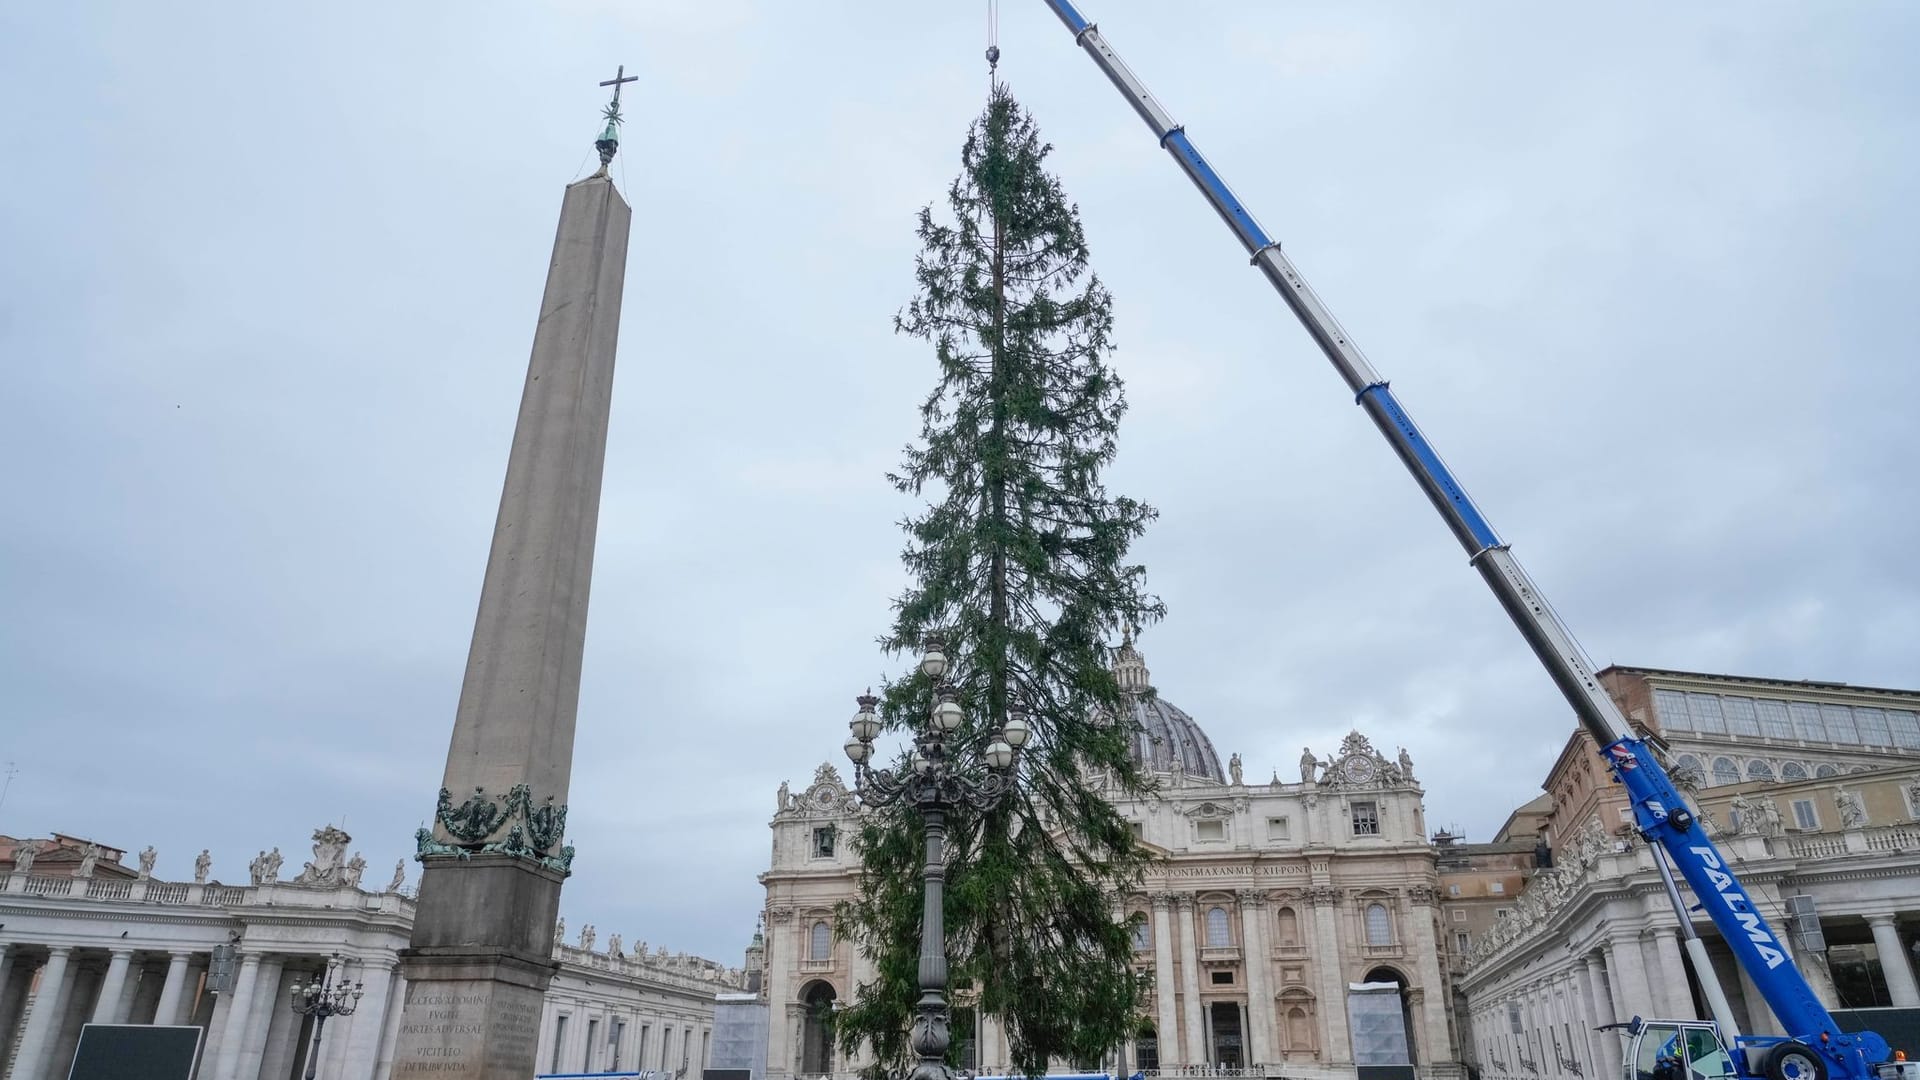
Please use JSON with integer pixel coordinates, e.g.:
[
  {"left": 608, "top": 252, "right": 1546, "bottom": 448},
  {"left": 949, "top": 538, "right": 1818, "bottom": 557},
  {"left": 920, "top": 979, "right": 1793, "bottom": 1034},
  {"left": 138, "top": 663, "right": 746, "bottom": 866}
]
[{"left": 3, "top": 1, "right": 1917, "bottom": 965}]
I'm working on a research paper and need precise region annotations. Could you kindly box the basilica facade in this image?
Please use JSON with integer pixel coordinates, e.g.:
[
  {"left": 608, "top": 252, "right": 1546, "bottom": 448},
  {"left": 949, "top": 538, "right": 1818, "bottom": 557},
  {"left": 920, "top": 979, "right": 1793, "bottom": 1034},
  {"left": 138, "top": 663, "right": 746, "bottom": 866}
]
[{"left": 757, "top": 640, "right": 1464, "bottom": 1080}]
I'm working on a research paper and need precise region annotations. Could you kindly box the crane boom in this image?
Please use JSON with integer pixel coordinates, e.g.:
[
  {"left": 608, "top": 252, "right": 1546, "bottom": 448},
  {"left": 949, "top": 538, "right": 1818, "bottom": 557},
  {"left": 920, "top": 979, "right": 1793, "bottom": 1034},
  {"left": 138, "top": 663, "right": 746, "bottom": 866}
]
[{"left": 1036, "top": 2, "right": 1893, "bottom": 1077}]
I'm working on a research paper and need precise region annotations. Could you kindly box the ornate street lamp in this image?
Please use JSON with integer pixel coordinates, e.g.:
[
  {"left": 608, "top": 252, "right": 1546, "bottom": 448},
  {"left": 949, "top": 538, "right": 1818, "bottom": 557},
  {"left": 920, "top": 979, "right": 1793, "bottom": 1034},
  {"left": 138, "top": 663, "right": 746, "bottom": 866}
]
[
  {"left": 289, "top": 956, "right": 363, "bottom": 1080},
  {"left": 843, "top": 634, "right": 1031, "bottom": 1080}
]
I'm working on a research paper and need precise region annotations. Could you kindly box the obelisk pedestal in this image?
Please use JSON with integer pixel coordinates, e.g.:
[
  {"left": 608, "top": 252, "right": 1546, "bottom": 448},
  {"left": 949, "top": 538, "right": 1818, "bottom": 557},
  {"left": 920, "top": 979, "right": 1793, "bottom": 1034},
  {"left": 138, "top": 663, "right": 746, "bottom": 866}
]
[{"left": 387, "top": 170, "right": 631, "bottom": 1080}]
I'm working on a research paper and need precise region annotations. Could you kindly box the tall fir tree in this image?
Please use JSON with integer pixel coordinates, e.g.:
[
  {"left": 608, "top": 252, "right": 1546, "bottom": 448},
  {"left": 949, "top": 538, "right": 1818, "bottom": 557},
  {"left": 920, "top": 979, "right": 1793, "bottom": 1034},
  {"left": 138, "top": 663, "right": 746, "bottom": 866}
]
[{"left": 835, "top": 84, "right": 1164, "bottom": 1078}]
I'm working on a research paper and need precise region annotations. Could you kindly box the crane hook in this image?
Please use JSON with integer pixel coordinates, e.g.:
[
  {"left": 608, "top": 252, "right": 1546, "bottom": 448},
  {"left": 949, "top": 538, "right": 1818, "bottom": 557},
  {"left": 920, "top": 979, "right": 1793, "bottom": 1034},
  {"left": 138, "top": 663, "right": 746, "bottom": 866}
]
[{"left": 985, "top": 0, "right": 1000, "bottom": 74}]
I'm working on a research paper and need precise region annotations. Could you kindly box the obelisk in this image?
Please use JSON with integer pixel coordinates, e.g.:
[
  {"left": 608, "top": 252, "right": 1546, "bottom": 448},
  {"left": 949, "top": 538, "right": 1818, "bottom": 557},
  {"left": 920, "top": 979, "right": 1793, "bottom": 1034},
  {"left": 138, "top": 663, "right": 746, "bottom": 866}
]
[{"left": 387, "top": 70, "right": 635, "bottom": 1080}]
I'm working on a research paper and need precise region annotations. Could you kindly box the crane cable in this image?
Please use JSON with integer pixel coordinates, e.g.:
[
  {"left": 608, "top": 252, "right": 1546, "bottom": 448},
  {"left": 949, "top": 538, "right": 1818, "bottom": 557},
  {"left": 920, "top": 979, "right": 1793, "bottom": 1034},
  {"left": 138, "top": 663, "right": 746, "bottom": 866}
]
[{"left": 985, "top": 0, "right": 1000, "bottom": 76}]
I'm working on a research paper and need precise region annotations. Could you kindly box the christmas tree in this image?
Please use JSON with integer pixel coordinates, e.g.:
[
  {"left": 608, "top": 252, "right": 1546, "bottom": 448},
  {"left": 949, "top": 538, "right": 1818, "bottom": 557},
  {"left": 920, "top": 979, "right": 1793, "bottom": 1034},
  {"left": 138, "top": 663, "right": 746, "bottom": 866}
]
[{"left": 836, "top": 83, "right": 1163, "bottom": 1078}]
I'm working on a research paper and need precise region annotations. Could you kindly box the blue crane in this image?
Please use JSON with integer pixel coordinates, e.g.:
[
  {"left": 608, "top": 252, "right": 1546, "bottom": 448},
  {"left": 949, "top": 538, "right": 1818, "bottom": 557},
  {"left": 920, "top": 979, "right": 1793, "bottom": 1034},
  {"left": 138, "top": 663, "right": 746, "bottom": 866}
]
[{"left": 1034, "top": 4, "right": 1899, "bottom": 1080}]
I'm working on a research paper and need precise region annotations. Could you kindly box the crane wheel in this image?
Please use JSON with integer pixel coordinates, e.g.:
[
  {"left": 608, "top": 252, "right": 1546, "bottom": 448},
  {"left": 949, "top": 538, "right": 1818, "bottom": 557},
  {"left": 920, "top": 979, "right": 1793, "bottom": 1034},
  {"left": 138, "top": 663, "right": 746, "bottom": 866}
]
[{"left": 1763, "top": 1042, "right": 1828, "bottom": 1080}]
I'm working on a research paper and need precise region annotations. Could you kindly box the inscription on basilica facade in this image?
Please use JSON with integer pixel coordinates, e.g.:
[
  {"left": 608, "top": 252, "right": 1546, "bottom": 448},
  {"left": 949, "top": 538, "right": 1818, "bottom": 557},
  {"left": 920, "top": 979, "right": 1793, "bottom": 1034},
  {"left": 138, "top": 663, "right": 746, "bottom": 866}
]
[{"left": 1166, "top": 863, "right": 1308, "bottom": 878}]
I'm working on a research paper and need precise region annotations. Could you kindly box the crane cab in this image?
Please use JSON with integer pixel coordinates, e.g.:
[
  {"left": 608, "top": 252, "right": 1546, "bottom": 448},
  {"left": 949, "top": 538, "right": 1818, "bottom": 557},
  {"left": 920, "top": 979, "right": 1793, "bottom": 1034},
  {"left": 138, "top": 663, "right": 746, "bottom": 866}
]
[{"left": 1623, "top": 1020, "right": 1741, "bottom": 1080}]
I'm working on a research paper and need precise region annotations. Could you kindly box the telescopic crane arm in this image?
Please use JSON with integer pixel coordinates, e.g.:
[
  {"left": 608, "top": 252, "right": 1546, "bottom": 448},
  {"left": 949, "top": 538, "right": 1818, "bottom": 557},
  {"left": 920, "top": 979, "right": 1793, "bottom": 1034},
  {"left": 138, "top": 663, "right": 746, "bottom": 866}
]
[{"left": 1035, "top": 2, "right": 1892, "bottom": 1077}]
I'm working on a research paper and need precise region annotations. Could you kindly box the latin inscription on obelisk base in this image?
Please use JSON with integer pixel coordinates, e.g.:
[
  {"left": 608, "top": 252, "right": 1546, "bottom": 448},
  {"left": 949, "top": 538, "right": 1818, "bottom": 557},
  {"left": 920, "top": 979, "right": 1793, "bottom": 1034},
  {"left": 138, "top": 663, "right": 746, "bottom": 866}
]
[{"left": 387, "top": 165, "right": 631, "bottom": 1080}]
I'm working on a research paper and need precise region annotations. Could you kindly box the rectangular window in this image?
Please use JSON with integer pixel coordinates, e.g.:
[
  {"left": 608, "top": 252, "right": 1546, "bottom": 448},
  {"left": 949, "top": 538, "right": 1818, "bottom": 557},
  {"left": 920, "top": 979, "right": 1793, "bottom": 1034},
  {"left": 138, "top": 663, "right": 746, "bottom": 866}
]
[
  {"left": 1129, "top": 820, "right": 1145, "bottom": 840},
  {"left": 1456, "top": 932, "right": 1471, "bottom": 952},
  {"left": 1496, "top": 908, "right": 1512, "bottom": 920},
  {"left": 1890, "top": 711, "right": 1920, "bottom": 749},
  {"left": 586, "top": 1019, "right": 599, "bottom": 1071},
  {"left": 1687, "top": 693, "right": 1727, "bottom": 734},
  {"left": 1790, "top": 702, "right": 1827, "bottom": 741},
  {"left": 1754, "top": 699, "right": 1794, "bottom": 739},
  {"left": 612, "top": 1020, "right": 626, "bottom": 1070},
  {"left": 1793, "top": 799, "right": 1819, "bottom": 831},
  {"left": 1132, "top": 917, "right": 1151, "bottom": 952},
  {"left": 1855, "top": 707, "right": 1892, "bottom": 745},
  {"left": 552, "top": 1016, "right": 569, "bottom": 1074},
  {"left": 813, "top": 826, "right": 836, "bottom": 858},
  {"left": 1196, "top": 819, "right": 1226, "bottom": 842},
  {"left": 702, "top": 1031, "right": 711, "bottom": 1070},
  {"left": 1722, "top": 696, "right": 1761, "bottom": 736},
  {"left": 1821, "top": 704, "right": 1860, "bottom": 744},
  {"left": 1452, "top": 908, "right": 1467, "bottom": 922},
  {"left": 1447, "top": 884, "right": 1462, "bottom": 897},
  {"left": 1619, "top": 806, "right": 1634, "bottom": 825},
  {"left": 1490, "top": 881, "right": 1506, "bottom": 895},
  {"left": 639, "top": 1025, "right": 650, "bottom": 1068},
  {"left": 1654, "top": 689, "right": 1694, "bottom": 731},
  {"left": 1351, "top": 801, "right": 1380, "bottom": 836},
  {"left": 1210, "top": 970, "right": 1234, "bottom": 986},
  {"left": 1267, "top": 816, "right": 1291, "bottom": 841}
]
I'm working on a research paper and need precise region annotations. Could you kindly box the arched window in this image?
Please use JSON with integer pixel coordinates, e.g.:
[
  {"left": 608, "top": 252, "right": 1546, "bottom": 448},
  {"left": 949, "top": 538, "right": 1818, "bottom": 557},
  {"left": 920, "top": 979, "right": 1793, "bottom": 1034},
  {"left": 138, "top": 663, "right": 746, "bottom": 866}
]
[
  {"left": 1711, "top": 757, "right": 1740, "bottom": 786},
  {"left": 1781, "top": 762, "right": 1809, "bottom": 780},
  {"left": 1676, "top": 754, "right": 1703, "bottom": 775},
  {"left": 1746, "top": 760, "right": 1776, "bottom": 782},
  {"left": 1206, "top": 906, "right": 1231, "bottom": 947},
  {"left": 1276, "top": 907, "right": 1300, "bottom": 947},
  {"left": 809, "top": 921, "right": 831, "bottom": 961},
  {"left": 1365, "top": 903, "right": 1393, "bottom": 946},
  {"left": 1815, "top": 763, "right": 1839, "bottom": 778}
]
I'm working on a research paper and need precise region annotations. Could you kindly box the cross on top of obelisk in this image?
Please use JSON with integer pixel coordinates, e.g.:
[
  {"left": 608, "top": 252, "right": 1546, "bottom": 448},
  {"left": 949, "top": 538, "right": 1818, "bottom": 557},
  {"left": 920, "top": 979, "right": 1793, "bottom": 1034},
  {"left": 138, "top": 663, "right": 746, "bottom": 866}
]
[{"left": 594, "top": 64, "right": 637, "bottom": 175}]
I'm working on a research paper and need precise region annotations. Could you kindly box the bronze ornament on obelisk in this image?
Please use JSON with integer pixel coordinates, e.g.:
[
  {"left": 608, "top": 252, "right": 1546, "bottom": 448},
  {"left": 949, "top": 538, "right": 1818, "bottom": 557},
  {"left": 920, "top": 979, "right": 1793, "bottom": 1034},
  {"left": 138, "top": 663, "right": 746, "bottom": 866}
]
[{"left": 387, "top": 72, "right": 635, "bottom": 1080}]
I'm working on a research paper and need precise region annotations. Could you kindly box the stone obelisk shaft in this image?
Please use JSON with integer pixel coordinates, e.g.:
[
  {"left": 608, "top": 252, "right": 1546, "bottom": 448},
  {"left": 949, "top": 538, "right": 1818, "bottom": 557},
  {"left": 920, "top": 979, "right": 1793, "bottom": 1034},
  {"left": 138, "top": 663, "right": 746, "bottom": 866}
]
[{"left": 388, "top": 172, "right": 630, "bottom": 1080}]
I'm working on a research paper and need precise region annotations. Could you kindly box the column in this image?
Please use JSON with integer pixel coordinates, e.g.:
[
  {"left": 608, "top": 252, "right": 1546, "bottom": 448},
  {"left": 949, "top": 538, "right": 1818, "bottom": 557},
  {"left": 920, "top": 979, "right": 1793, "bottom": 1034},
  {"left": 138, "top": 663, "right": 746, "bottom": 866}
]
[
  {"left": 1405, "top": 889, "right": 1451, "bottom": 1067},
  {"left": 978, "top": 1012, "right": 1001, "bottom": 1073},
  {"left": 1604, "top": 936, "right": 1654, "bottom": 1024},
  {"left": 1150, "top": 895, "right": 1182, "bottom": 1066},
  {"left": 12, "top": 945, "right": 75, "bottom": 1080},
  {"left": 1308, "top": 890, "right": 1351, "bottom": 1064},
  {"left": 1578, "top": 955, "right": 1620, "bottom": 1080},
  {"left": 259, "top": 965, "right": 307, "bottom": 1080},
  {"left": 48, "top": 959, "right": 102, "bottom": 1079},
  {"left": 211, "top": 952, "right": 263, "bottom": 1080},
  {"left": 112, "top": 958, "right": 149, "bottom": 1024},
  {"left": 91, "top": 949, "right": 135, "bottom": 1024},
  {"left": 0, "top": 946, "right": 17, "bottom": 1053},
  {"left": 764, "top": 909, "right": 795, "bottom": 1080},
  {"left": 1650, "top": 928, "right": 1696, "bottom": 1019},
  {"left": 154, "top": 951, "right": 195, "bottom": 1027},
  {"left": 336, "top": 960, "right": 396, "bottom": 1079},
  {"left": 1238, "top": 891, "right": 1273, "bottom": 1067},
  {"left": 235, "top": 955, "right": 285, "bottom": 1080},
  {"left": 1868, "top": 915, "right": 1920, "bottom": 1007},
  {"left": 1176, "top": 897, "right": 1206, "bottom": 1065}
]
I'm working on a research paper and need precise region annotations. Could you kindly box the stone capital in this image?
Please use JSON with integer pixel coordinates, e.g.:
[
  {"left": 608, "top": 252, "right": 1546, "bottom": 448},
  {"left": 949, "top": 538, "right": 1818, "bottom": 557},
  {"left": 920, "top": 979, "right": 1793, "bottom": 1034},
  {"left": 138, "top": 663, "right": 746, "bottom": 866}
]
[
  {"left": 768, "top": 906, "right": 795, "bottom": 924},
  {"left": 1236, "top": 889, "right": 1268, "bottom": 909},
  {"left": 1149, "top": 892, "right": 1176, "bottom": 911},
  {"left": 1304, "top": 884, "right": 1342, "bottom": 907},
  {"left": 1173, "top": 894, "right": 1196, "bottom": 911},
  {"left": 1865, "top": 913, "right": 1897, "bottom": 928}
]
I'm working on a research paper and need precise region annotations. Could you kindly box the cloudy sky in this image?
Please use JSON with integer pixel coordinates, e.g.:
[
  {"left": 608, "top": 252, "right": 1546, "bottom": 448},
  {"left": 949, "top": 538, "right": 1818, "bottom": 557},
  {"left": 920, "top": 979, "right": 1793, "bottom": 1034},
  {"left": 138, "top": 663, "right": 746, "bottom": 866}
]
[{"left": 4, "top": 1, "right": 1916, "bottom": 964}]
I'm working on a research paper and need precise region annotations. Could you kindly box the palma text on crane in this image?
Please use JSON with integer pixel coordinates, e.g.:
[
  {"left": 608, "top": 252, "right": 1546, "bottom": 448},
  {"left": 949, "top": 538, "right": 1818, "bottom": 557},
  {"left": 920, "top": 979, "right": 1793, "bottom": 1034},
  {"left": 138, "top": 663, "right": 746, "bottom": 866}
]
[{"left": 1689, "top": 846, "right": 1787, "bottom": 969}]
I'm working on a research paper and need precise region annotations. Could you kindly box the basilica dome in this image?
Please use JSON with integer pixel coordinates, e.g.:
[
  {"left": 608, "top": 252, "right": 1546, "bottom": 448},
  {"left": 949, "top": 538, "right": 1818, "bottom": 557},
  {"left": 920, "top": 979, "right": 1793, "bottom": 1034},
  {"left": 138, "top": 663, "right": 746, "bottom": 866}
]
[{"left": 1113, "top": 635, "right": 1224, "bottom": 782}]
